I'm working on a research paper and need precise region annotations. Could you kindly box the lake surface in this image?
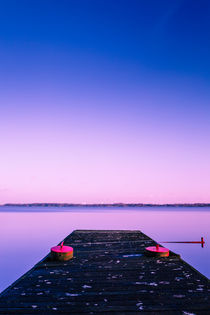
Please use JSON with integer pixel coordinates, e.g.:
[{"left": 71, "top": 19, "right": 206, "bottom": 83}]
[{"left": 0, "top": 206, "right": 209, "bottom": 293}]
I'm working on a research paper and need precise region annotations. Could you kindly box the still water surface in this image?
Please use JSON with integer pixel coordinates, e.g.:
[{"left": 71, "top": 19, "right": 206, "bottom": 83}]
[{"left": 0, "top": 206, "right": 209, "bottom": 293}]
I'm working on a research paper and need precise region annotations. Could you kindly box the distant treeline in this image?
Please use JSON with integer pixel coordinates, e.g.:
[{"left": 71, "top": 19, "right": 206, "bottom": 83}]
[{"left": 2, "top": 203, "right": 210, "bottom": 207}]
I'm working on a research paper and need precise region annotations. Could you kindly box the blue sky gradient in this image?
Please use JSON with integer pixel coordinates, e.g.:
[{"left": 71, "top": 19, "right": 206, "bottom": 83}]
[{"left": 0, "top": 0, "right": 210, "bottom": 203}]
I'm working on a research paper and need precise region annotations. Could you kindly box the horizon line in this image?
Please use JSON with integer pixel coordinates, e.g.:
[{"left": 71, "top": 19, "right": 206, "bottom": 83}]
[{"left": 1, "top": 202, "right": 210, "bottom": 207}]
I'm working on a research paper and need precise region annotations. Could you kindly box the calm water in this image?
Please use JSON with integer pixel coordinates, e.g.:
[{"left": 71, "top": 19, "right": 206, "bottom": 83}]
[{"left": 0, "top": 206, "right": 209, "bottom": 293}]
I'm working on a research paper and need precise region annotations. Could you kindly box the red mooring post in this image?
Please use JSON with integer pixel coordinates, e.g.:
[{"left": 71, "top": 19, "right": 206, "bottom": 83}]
[
  {"left": 51, "top": 242, "right": 73, "bottom": 261},
  {"left": 145, "top": 244, "right": 169, "bottom": 257}
]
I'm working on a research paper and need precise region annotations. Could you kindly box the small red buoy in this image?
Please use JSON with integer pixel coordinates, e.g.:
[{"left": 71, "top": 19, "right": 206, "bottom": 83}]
[
  {"left": 51, "top": 242, "right": 73, "bottom": 261},
  {"left": 145, "top": 244, "right": 169, "bottom": 257}
]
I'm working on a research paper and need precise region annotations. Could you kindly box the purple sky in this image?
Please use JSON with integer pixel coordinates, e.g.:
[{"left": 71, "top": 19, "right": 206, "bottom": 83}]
[{"left": 1, "top": 1, "right": 210, "bottom": 204}]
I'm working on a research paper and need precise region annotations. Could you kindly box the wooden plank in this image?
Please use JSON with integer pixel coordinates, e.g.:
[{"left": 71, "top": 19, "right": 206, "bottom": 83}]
[{"left": 0, "top": 230, "right": 209, "bottom": 314}]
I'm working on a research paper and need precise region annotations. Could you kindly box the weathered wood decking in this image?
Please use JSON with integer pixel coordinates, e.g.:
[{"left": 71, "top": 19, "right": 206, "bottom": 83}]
[{"left": 0, "top": 230, "right": 209, "bottom": 314}]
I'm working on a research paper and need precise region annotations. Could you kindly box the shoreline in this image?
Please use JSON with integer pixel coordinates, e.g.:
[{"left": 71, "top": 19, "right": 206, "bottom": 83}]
[{"left": 1, "top": 203, "right": 210, "bottom": 207}]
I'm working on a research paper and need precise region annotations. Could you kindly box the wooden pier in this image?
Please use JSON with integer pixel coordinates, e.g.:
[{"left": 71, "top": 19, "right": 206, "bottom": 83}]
[{"left": 0, "top": 230, "right": 209, "bottom": 314}]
